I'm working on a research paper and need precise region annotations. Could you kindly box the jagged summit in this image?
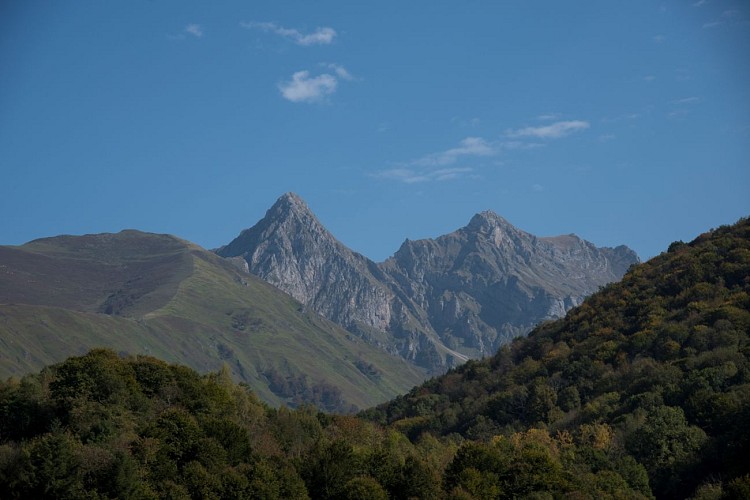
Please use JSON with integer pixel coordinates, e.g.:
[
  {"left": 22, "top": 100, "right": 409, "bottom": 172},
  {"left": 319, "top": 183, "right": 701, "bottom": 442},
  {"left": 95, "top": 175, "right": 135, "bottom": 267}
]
[
  {"left": 215, "top": 193, "right": 639, "bottom": 372},
  {"left": 217, "top": 193, "right": 333, "bottom": 261},
  {"left": 466, "top": 210, "right": 512, "bottom": 231},
  {"left": 271, "top": 192, "right": 313, "bottom": 216},
  {"left": 261, "top": 192, "right": 321, "bottom": 227}
]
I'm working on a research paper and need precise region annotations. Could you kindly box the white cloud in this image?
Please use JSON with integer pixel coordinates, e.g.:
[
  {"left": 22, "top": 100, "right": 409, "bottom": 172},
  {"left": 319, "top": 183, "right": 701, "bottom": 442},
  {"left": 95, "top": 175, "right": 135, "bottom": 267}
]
[
  {"left": 434, "top": 167, "right": 474, "bottom": 181},
  {"left": 598, "top": 134, "right": 616, "bottom": 142},
  {"left": 279, "top": 71, "right": 338, "bottom": 103},
  {"left": 498, "top": 141, "right": 544, "bottom": 151},
  {"left": 693, "top": 0, "right": 707, "bottom": 6},
  {"left": 702, "top": 10, "right": 741, "bottom": 29},
  {"left": 537, "top": 113, "right": 561, "bottom": 121},
  {"left": 185, "top": 24, "right": 203, "bottom": 38},
  {"left": 374, "top": 167, "right": 474, "bottom": 184},
  {"left": 242, "top": 21, "right": 336, "bottom": 46},
  {"left": 507, "top": 120, "right": 590, "bottom": 139},
  {"left": 373, "top": 137, "right": 494, "bottom": 184},
  {"left": 653, "top": 34, "right": 666, "bottom": 43},
  {"left": 372, "top": 128, "right": 564, "bottom": 184},
  {"left": 643, "top": 75, "right": 656, "bottom": 82},
  {"left": 413, "top": 137, "right": 495, "bottom": 167},
  {"left": 323, "top": 63, "right": 354, "bottom": 81},
  {"left": 532, "top": 184, "right": 545, "bottom": 192},
  {"left": 278, "top": 65, "right": 354, "bottom": 103},
  {"left": 674, "top": 96, "right": 700, "bottom": 104}
]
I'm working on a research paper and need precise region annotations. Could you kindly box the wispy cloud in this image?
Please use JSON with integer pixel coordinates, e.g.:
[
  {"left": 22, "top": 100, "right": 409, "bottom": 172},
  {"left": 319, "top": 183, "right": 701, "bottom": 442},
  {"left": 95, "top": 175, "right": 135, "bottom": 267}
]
[
  {"left": 372, "top": 123, "right": 572, "bottom": 184},
  {"left": 673, "top": 96, "right": 700, "bottom": 104},
  {"left": 669, "top": 109, "right": 690, "bottom": 118},
  {"left": 537, "top": 113, "right": 561, "bottom": 121},
  {"left": 241, "top": 21, "right": 336, "bottom": 46},
  {"left": 653, "top": 34, "right": 666, "bottom": 43},
  {"left": 374, "top": 167, "right": 474, "bottom": 184},
  {"left": 278, "top": 64, "right": 354, "bottom": 103},
  {"left": 507, "top": 120, "right": 590, "bottom": 139},
  {"left": 323, "top": 63, "right": 355, "bottom": 81},
  {"left": 531, "top": 184, "right": 545, "bottom": 192},
  {"left": 693, "top": 0, "right": 707, "bottom": 6},
  {"left": 601, "top": 107, "right": 652, "bottom": 123},
  {"left": 668, "top": 97, "right": 700, "bottom": 118},
  {"left": 643, "top": 75, "right": 656, "bottom": 82},
  {"left": 703, "top": 9, "right": 742, "bottom": 29},
  {"left": 185, "top": 24, "right": 203, "bottom": 38},
  {"left": 499, "top": 141, "right": 544, "bottom": 151},
  {"left": 373, "top": 137, "right": 496, "bottom": 184},
  {"left": 412, "top": 137, "right": 495, "bottom": 167},
  {"left": 278, "top": 71, "right": 337, "bottom": 103}
]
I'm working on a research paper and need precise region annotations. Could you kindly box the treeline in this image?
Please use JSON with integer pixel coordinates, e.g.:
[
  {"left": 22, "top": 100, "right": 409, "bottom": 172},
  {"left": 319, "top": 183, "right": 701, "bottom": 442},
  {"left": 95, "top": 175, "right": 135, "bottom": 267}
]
[
  {"left": 363, "top": 218, "right": 750, "bottom": 499},
  {"left": 0, "top": 349, "right": 652, "bottom": 499},
  {"left": 0, "top": 349, "right": 436, "bottom": 499}
]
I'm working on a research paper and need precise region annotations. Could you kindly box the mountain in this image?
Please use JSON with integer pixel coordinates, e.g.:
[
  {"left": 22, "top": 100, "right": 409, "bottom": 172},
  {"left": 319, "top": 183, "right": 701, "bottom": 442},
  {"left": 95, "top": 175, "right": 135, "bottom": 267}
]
[
  {"left": 363, "top": 217, "right": 750, "bottom": 498},
  {"left": 381, "top": 210, "right": 637, "bottom": 356},
  {"left": 0, "top": 230, "right": 425, "bottom": 412},
  {"left": 2, "top": 219, "right": 746, "bottom": 499},
  {"left": 218, "top": 193, "right": 639, "bottom": 371},
  {"left": 217, "top": 193, "right": 466, "bottom": 371}
]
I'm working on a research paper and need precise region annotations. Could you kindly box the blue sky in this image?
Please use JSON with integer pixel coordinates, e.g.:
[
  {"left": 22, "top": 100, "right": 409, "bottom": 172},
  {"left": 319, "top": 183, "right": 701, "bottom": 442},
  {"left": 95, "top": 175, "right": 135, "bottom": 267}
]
[{"left": 1, "top": 1, "right": 748, "bottom": 262}]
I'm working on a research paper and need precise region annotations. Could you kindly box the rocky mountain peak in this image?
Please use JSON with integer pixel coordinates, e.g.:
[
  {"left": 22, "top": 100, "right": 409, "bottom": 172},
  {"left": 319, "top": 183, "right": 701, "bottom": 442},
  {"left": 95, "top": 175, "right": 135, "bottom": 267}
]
[
  {"left": 273, "top": 191, "right": 310, "bottom": 213},
  {"left": 462, "top": 210, "right": 531, "bottom": 250},
  {"left": 467, "top": 210, "right": 511, "bottom": 232},
  {"left": 265, "top": 192, "right": 320, "bottom": 227},
  {"left": 216, "top": 193, "right": 640, "bottom": 372}
]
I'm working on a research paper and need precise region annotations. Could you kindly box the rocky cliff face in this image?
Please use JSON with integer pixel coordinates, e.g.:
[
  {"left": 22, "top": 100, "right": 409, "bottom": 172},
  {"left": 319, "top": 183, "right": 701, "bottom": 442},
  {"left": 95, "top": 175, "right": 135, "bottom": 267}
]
[
  {"left": 218, "top": 193, "right": 639, "bottom": 372},
  {"left": 381, "top": 211, "right": 639, "bottom": 357},
  {"left": 216, "top": 193, "right": 456, "bottom": 368}
]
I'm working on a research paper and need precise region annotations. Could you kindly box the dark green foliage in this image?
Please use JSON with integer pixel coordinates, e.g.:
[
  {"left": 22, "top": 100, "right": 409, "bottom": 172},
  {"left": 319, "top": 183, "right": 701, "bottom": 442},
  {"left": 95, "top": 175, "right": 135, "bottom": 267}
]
[{"left": 0, "top": 351, "right": 444, "bottom": 498}]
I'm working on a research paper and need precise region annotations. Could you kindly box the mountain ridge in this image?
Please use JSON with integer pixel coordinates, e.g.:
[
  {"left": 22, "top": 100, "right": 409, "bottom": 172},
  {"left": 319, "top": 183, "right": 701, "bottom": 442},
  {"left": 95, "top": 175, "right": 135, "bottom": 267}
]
[
  {"left": 218, "top": 193, "right": 639, "bottom": 371},
  {"left": 0, "top": 229, "right": 426, "bottom": 411}
]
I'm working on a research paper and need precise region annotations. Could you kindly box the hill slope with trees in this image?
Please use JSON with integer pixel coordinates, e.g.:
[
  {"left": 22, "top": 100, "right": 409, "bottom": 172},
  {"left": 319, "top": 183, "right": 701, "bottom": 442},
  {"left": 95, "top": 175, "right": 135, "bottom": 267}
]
[{"left": 364, "top": 217, "right": 750, "bottom": 498}]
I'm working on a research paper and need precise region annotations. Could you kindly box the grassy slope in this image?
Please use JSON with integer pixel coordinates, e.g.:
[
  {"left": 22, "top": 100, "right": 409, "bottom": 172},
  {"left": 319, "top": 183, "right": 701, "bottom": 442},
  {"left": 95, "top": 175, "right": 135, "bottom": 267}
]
[{"left": 0, "top": 231, "right": 425, "bottom": 411}]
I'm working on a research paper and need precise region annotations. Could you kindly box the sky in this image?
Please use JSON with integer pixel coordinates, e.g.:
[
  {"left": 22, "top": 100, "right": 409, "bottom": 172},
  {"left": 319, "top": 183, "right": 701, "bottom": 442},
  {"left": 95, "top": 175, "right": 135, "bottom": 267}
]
[{"left": 1, "top": 1, "right": 748, "bottom": 262}]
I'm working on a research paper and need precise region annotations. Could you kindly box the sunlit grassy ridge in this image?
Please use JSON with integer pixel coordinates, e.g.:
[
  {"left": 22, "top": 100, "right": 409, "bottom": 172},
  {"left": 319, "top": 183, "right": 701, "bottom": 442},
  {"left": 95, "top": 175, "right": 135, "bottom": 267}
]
[{"left": 0, "top": 231, "right": 425, "bottom": 411}]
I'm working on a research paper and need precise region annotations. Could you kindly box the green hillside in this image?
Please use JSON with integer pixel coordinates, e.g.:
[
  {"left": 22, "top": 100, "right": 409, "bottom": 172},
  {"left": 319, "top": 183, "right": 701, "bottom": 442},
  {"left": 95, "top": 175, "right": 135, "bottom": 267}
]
[
  {"left": 0, "top": 231, "right": 425, "bottom": 412},
  {"left": 363, "top": 217, "right": 750, "bottom": 498}
]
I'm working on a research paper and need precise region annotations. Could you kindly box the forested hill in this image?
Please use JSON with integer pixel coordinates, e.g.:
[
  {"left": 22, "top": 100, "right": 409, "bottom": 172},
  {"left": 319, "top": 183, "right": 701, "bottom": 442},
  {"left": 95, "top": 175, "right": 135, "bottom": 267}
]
[{"left": 363, "top": 217, "right": 750, "bottom": 499}]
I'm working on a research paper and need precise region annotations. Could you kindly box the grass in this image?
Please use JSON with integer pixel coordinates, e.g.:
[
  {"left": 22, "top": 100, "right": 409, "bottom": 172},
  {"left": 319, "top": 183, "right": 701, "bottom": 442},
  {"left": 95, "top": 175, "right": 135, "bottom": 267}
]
[{"left": 0, "top": 231, "right": 426, "bottom": 411}]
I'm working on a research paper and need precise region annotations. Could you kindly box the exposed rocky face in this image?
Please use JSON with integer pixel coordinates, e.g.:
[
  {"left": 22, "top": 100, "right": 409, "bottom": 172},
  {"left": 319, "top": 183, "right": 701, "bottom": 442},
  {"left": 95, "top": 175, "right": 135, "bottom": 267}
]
[
  {"left": 218, "top": 193, "right": 391, "bottom": 329},
  {"left": 218, "top": 193, "right": 639, "bottom": 372},
  {"left": 381, "top": 211, "right": 639, "bottom": 357}
]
